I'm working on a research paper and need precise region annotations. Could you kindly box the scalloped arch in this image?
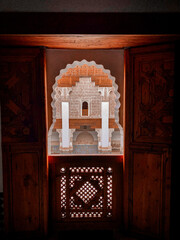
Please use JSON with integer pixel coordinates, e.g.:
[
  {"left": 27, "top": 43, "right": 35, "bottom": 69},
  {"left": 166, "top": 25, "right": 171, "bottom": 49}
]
[{"left": 51, "top": 59, "right": 121, "bottom": 127}]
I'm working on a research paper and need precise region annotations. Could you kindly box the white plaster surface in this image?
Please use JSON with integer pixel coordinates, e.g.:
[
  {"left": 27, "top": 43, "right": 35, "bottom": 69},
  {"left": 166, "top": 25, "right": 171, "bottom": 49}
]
[
  {"left": 101, "top": 102, "right": 109, "bottom": 148},
  {"left": 62, "top": 102, "right": 69, "bottom": 148}
]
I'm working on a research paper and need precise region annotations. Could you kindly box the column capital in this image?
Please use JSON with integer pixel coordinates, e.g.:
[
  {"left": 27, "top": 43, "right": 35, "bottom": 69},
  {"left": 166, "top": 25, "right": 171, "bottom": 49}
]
[
  {"left": 55, "top": 86, "right": 72, "bottom": 101},
  {"left": 98, "top": 87, "right": 113, "bottom": 101}
]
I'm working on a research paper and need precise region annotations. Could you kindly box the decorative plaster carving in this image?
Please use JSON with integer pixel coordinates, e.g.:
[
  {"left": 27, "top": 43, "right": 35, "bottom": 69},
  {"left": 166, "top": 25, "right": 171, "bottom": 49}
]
[
  {"left": 51, "top": 60, "right": 121, "bottom": 126},
  {"left": 98, "top": 87, "right": 113, "bottom": 101},
  {"left": 48, "top": 60, "right": 123, "bottom": 155}
]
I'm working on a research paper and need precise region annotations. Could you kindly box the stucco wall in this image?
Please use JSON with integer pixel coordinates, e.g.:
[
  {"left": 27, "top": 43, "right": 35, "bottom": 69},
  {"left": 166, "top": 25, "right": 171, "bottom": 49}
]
[{"left": 55, "top": 78, "right": 116, "bottom": 119}]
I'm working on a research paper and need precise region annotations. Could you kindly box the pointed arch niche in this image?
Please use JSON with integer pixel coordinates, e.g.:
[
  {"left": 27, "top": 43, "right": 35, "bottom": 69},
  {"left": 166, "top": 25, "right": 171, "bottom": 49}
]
[{"left": 48, "top": 59, "right": 123, "bottom": 155}]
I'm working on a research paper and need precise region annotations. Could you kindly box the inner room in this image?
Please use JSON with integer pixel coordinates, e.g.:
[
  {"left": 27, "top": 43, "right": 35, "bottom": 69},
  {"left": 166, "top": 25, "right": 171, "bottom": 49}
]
[{"left": 46, "top": 49, "right": 124, "bottom": 155}]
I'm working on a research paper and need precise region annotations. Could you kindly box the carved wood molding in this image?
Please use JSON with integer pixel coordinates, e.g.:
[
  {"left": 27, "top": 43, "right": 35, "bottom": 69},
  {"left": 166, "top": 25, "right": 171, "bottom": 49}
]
[{"left": 0, "top": 34, "right": 180, "bottom": 49}]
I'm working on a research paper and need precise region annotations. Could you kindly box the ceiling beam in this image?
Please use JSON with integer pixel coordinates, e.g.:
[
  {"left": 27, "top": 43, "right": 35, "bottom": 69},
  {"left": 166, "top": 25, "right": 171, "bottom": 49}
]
[{"left": 0, "top": 34, "right": 180, "bottom": 49}]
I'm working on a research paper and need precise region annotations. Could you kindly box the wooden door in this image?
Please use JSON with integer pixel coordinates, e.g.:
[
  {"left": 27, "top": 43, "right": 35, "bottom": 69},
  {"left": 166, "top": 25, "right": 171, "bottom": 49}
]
[
  {"left": 0, "top": 48, "right": 48, "bottom": 236},
  {"left": 124, "top": 44, "right": 174, "bottom": 239}
]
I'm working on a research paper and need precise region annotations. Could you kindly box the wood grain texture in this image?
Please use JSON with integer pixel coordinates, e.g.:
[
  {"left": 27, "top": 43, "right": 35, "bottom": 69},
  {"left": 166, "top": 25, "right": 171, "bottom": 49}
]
[
  {"left": 0, "top": 34, "right": 180, "bottom": 49},
  {"left": 127, "top": 149, "right": 171, "bottom": 239},
  {"left": 0, "top": 48, "right": 42, "bottom": 143},
  {"left": 132, "top": 152, "right": 162, "bottom": 236},
  {"left": 1, "top": 48, "right": 48, "bottom": 236},
  {"left": 133, "top": 46, "right": 174, "bottom": 144},
  {"left": 53, "top": 118, "right": 118, "bottom": 129},
  {"left": 12, "top": 152, "right": 40, "bottom": 231},
  {"left": 124, "top": 44, "right": 174, "bottom": 239}
]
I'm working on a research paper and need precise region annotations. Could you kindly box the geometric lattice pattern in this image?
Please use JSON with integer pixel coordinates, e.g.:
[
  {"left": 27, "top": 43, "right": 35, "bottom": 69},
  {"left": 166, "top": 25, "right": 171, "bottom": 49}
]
[
  {"left": 76, "top": 181, "right": 97, "bottom": 204},
  {"left": 107, "top": 175, "right": 113, "bottom": 217},
  {"left": 70, "top": 211, "right": 103, "bottom": 218},
  {"left": 60, "top": 175, "right": 66, "bottom": 218},
  {"left": 59, "top": 166, "right": 113, "bottom": 220}
]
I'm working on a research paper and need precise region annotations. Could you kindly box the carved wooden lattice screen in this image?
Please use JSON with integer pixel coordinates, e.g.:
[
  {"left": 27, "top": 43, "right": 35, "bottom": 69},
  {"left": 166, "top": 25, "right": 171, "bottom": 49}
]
[{"left": 50, "top": 157, "right": 122, "bottom": 229}]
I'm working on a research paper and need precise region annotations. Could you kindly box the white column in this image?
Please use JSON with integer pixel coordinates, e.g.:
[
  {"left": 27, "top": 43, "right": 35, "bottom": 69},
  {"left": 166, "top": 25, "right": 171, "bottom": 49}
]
[
  {"left": 101, "top": 102, "right": 109, "bottom": 148},
  {"left": 62, "top": 102, "right": 69, "bottom": 149},
  {"left": 69, "top": 129, "right": 76, "bottom": 150}
]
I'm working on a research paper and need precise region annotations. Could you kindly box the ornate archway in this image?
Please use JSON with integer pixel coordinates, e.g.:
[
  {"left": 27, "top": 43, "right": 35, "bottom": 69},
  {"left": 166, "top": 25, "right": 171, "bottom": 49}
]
[{"left": 48, "top": 60, "right": 123, "bottom": 154}]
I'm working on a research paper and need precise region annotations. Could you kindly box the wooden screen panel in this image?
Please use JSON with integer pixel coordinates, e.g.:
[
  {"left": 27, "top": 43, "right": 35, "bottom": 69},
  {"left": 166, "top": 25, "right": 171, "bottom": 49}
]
[
  {"left": 11, "top": 152, "right": 40, "bottom": 231},
  {"left": 133, "top": 47, "right": 174, "bottom": 144},
  {"left": 132, "top": 152, "right": 163, "bottom": 236},
  {"left": 0, "top": 48, "right": 47, "bottom": 235},
  {"left": 124, "top": 44, "right": 174, "bottom": 239},
  {"left": 126, "top": 149, "right": 171, "bottom": 240},
  {"left": 57, "top": 166, "right": 112, "bottom": 221},
  {"left": 49, "top": 156, "right": 123, "bottom": 230},
  {"left": 0, "top": 49, "right": 42, "bottom": 143}
]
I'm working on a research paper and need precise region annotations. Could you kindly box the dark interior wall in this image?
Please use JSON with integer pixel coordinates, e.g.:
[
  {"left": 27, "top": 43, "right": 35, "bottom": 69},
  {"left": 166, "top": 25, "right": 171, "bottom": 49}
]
[
  {"left": 0, "top": 0, "right": 180, "bottom": 12},
  {"left": 46, "top": 49, "right": 124, "bottom": 129}
]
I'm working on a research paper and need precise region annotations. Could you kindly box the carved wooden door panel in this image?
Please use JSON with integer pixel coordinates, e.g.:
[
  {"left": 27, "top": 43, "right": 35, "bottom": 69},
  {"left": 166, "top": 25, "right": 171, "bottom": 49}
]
[
  {"left": 49, "top": 156, "right": 123, "bottom": 231},
  {"left": 124, "top": 44, "right": 174, "bottom": 239},
  {"left": 0, "top": 48, "right": 48, "bottom": 235}
]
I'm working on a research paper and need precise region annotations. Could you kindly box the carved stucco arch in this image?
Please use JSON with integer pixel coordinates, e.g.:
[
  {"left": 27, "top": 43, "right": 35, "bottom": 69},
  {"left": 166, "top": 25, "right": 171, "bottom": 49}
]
[{"left": 48, "top": 59, "right": 123, "bottom": 154}]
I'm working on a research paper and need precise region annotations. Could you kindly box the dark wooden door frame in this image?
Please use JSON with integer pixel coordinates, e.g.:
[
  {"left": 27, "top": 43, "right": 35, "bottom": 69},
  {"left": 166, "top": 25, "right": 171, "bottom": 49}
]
[{"left": 0, "top": 26, "right": 179, "bottom": 238}]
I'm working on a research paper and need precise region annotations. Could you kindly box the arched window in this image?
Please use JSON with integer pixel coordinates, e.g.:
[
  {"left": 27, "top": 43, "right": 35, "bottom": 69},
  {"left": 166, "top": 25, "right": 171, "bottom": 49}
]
[{"left": 82, "top": 101, "right": 88, "bottom": 116}]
